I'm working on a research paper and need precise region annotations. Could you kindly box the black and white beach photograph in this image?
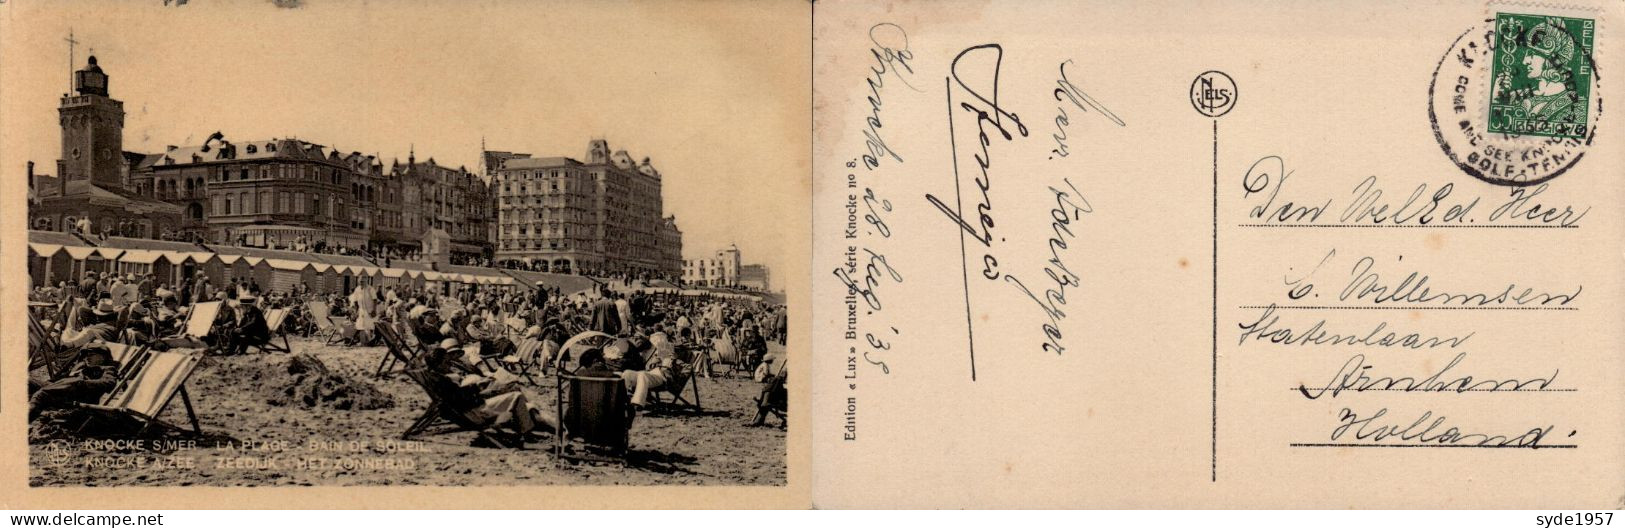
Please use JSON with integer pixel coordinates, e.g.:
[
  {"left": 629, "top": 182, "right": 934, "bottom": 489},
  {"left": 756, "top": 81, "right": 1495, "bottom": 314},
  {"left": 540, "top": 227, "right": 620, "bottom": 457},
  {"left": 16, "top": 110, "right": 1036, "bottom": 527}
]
[{"left": 11, "top": 0, "right": 803, "bottom": 488}]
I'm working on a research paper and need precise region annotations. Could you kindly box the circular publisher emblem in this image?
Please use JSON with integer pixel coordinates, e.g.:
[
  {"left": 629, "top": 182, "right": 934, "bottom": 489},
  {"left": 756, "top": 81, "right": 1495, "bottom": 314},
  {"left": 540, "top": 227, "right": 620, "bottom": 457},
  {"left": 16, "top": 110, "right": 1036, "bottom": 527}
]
[{"left": 1191, "top": 71, "right": 1237, "bottom": 117}]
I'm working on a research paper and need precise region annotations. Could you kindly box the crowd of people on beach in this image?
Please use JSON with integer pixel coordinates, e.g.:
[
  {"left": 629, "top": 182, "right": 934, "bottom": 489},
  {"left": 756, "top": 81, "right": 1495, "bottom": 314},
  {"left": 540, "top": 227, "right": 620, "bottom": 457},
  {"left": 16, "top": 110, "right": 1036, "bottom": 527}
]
[{"left": 28, "top": 267, "right": 790, "bottom": 444}]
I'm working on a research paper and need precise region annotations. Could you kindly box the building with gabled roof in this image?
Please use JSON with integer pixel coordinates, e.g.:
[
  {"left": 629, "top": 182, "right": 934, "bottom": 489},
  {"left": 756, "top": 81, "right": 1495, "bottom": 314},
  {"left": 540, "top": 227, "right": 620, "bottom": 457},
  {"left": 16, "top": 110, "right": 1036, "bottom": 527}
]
[{"left": 489, "top": 139, "right": 681, "bottom": 278}]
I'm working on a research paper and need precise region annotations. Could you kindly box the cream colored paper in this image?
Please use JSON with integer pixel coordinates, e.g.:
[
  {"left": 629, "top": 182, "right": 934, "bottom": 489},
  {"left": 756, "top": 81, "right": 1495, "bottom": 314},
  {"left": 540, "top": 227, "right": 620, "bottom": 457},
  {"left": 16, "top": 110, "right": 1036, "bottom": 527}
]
[
  {"left": 1, "top": 0, "right": 810, "bottom": 509},
  {"left": 812, "top": 0, "right": 1624, "bottom": 508}
]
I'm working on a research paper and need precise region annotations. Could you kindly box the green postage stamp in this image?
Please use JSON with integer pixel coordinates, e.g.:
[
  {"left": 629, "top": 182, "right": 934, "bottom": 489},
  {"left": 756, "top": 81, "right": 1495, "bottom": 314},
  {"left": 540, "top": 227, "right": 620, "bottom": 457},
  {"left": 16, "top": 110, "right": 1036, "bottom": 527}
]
[{"left": 1488, "top": 11, "right": 1596, "bottom": 139}]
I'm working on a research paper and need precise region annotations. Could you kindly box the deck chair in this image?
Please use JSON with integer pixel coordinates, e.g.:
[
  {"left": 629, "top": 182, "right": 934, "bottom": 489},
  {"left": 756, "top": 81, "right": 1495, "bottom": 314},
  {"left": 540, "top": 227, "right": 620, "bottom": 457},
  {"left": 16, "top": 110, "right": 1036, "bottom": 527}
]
[
  {"left": 504, "top": 317, "right": 528, "bottom": 337},
  {"left": 29, "top": 311, "right": 71, "bottom": 379},
  {"left": 160, "top": 301, "right": 223, "bottom": 351},
  {"left": 109, "top": 304, "right": 136, "bottom": 344},
  {"left": 400, "top": 366, "right": 514, "bottom": 448},
  {"left": 251, "top": 308, "right": 294, "bottom": 354},
  {"left": 711, "top": 336, "right": 752, "bottom": 378},
  {"left": 329, "top": 315, "right": 357, "bottom": 345},
  {"left": 373, "top": 323, "right": 422, "bottom": 378},
  {"left": 305, "top": 301, "right": 341, "bottom": 344},
  {"left": 554, "top": 372, "right": 632, "bottom": 465},
  {"left": 102, "top": 342, "right": 151, "bottom": 379},
  {"left": 498, "top": 337, "right": 549, "bottom": 384},
  {"left": 649, "top": 345, "right": 704, "bottom": 413},
  {"left": 78, "top": 348, "right": 205, "bottom": 436},
  {"left": 401, "top": 320, "right": 425, "bottom": 350},
  {"left": 751, "top": 360, "right": 789, "bottom": 428}
]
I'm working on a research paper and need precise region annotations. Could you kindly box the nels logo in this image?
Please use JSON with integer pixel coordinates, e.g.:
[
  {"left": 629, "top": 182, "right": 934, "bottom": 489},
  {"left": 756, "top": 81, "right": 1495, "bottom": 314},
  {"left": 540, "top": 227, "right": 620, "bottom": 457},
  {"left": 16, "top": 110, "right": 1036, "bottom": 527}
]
[{"left": 1191, "top": 71, "right": 1238, "bottom": 118}]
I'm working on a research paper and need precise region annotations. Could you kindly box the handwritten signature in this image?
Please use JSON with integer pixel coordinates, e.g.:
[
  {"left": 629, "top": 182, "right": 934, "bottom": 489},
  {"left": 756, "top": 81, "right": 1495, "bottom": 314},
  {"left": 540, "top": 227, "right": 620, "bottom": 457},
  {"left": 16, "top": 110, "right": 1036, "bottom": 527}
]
[{"left": 927, "top": 43, "right": 1029, "bottom": 283}]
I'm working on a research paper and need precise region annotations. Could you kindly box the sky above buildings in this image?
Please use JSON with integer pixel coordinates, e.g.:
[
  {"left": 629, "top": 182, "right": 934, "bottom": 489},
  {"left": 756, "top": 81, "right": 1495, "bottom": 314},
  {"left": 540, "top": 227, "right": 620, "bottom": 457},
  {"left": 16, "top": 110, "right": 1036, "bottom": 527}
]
[{"left": 1, "top": 0, "right": 807, "bottom": 282}]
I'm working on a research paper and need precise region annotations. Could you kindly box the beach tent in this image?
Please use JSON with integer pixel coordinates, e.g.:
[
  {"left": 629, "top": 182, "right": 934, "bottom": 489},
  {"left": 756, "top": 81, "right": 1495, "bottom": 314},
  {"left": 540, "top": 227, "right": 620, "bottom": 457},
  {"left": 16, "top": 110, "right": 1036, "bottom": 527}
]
[
  {"left": 377, "top": 267, "right": 406, "bottom": 287},
  {"left": 238, "top": 257, "right": 271, "bottom": 290},
  {"left": 215, "top": 254, "right": 245, "bottom": 282},
  {"left": 353, "top": 266, "right": 381, "bottom": 289},
  {"left": 313, "top": 263, "right": 338, "bottom": 294},
  {"left": 264, "top": 258, "right": 311, "bottom": 294},
  {"left": 56, "top": 245, "right": 106, "bottom": 278},
  {"left": 113, "top": 249, "right": 167, "bottom": 281},
  {"left": 195, "top": 253, "right": 226, "bottom": 285},
  {"left": 28, "top": 244, "right": 73, "bottom": 287},
  {"left": 307, "top": 263, "right": 333, "bottom": 294}
]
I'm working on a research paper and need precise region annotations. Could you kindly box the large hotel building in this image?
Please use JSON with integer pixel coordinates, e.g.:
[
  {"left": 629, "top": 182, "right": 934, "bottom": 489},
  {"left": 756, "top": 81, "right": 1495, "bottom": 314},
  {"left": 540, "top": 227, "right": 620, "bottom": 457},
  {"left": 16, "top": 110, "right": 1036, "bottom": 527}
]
[
  {"left": 488, "top": 140, "right": 682, "bottom": 277},
  {"left": 30, "top": 56, "right": 690, "bottom": 279}
]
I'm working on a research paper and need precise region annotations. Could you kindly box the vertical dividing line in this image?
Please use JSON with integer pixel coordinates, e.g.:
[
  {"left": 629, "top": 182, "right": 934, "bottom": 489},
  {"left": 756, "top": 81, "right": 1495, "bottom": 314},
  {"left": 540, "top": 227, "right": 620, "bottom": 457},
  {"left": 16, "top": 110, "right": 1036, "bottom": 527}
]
[
  {"left": 1210, "top": 118, "right": 1219, "bottom": 483},
  {"left": 946, "top": 76, "right": 976, "bottom": 382}
]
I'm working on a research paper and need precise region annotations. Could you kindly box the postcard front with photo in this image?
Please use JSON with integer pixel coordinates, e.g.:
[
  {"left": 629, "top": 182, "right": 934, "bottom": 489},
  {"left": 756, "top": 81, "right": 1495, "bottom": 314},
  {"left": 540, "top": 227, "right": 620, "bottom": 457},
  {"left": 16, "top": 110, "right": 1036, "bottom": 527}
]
[{"left": 3, "top": 0, "right": 809, "bottom": 509}]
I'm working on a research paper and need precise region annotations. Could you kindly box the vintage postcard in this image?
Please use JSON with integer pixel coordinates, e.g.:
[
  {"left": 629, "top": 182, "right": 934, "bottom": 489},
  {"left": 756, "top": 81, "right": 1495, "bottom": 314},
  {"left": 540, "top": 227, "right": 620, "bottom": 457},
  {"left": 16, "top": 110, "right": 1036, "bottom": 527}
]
[
  {"left": 811, "top": 0, "right": 1623, "bottom": 508},
  {"left": 2, "top": 0, "right": 809, "bottom": 509},
  {"left": 3, "top": 0, "right": 1623, "bottom": 512}
]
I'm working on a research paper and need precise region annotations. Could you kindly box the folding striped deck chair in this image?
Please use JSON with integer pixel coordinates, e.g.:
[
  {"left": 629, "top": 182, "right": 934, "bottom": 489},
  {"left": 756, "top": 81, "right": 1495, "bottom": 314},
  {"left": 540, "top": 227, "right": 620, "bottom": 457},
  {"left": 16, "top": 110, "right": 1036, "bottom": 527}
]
[
  {"left": 28, "top": 311, "right": 68, "bottom": 379},
  {"left": 649, "top": 344, "right": 705, "bottom": 413},
  {"left": 78, "top": 348, "right": 205, "bottom": 436},
  {"left": 251, "top": 307, "right": 294, "bottom": 354},
  {"left": 305, "top": 302, "right": 354, "bottom": 345},
  {"left": 102, "top": 342, "right": 151, "bottom": 379},
  {"left": 498, "top": 337, "right": 550, "bottom": 384},
  {"left": 110, "top": 304, "right": 136, "bottom": 344},
  {"left": 161, "top": 301, "right": 223, "bottom": 352},
  {"left": 503, "top": 317, "right": 528, "bottom": 337},
  {"left": 373, "top": 323, "right": 423, "bottom": 378},
  {"left": 711, "top": 335, "right": 751, "bottom": 378},
  {"left": 400, "top": 366, "right": 517, "bottom": 448}
]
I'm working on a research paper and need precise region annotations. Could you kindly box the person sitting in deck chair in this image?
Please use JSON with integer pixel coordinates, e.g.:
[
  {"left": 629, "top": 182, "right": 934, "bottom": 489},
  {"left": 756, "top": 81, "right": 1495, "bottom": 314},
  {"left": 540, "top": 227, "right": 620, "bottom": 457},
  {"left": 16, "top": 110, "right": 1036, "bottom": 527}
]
[
  {"left": 740, "top": 326, "right": 769, "bottom": 375},
  {"left": 422, "top": 344, "right": 555, "bottom": 440},
  {"left": 433, "top": 338, "right": 485, "bottom": 377},
  {"left": 413, "top": 309, "right": 449, "bottom": 349},
  {"left": 120, "top": 302, "right": 155, "bottom": 344},
  {"left": 221, "top": 295, "right": 271, "bottom": 355},
  {"left": 615, "top": 334, "right": 684, "bottom": 410},
  {"left": 29, "top": 343, "right": 120, "bottom": 420},
  {"left": 749, "top": 358, "right": 789, "bottom": 428},
  {"left": 60, "top": 298, "right": 120, "bottom": 349},
  {"left": 465, "top": 313, "right": 513, "bottom": 363},
  {"left": 677, "top": 327, "right": 712, "bottom": 379}
]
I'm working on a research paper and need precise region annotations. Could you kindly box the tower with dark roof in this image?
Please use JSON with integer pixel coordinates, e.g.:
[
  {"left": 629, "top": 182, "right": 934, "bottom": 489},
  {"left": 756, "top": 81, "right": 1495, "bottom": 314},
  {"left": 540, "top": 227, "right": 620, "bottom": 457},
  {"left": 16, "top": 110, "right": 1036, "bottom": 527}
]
[{"left": 57, "top": 55, "right": 125, "bottom": 193}]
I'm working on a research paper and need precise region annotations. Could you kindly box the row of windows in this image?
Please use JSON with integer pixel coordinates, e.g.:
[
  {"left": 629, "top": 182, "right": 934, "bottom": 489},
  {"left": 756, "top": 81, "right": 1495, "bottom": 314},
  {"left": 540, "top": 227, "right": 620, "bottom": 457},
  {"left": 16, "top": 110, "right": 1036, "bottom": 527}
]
[
  {"left": 211, "top": 190, "right": 343, "bottom": 218},
  {"left": 205, "top": 163, "right": 350, "bottom": 186},
  {"left": 500, "top": 240, "right": 575, "bottom": 251},
  {"left": 499, "top": 169, "right": 582, "bottom": 181}
]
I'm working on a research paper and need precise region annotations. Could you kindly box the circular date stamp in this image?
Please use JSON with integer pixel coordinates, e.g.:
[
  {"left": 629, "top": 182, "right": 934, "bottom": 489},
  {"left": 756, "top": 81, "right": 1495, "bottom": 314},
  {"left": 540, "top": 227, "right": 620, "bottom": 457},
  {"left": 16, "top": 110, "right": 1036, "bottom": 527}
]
[{"left": 1428, "top": 5, "right": 1603, "bottom": 187}]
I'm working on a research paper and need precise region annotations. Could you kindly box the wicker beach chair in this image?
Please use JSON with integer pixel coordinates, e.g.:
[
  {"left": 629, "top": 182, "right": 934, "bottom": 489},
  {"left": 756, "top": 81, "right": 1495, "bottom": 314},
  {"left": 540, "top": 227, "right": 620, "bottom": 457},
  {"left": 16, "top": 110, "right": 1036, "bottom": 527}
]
[{"left": 554, "top": 371, "right": 632, "bottom": 465}]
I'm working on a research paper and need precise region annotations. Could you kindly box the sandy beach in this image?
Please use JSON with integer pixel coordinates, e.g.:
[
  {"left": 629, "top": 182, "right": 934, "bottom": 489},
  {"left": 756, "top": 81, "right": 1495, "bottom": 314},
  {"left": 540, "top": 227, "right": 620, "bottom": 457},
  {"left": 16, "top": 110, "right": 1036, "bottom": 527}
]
[{"left": 29, "top": 339, "right": 787, "bottom": 487}]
